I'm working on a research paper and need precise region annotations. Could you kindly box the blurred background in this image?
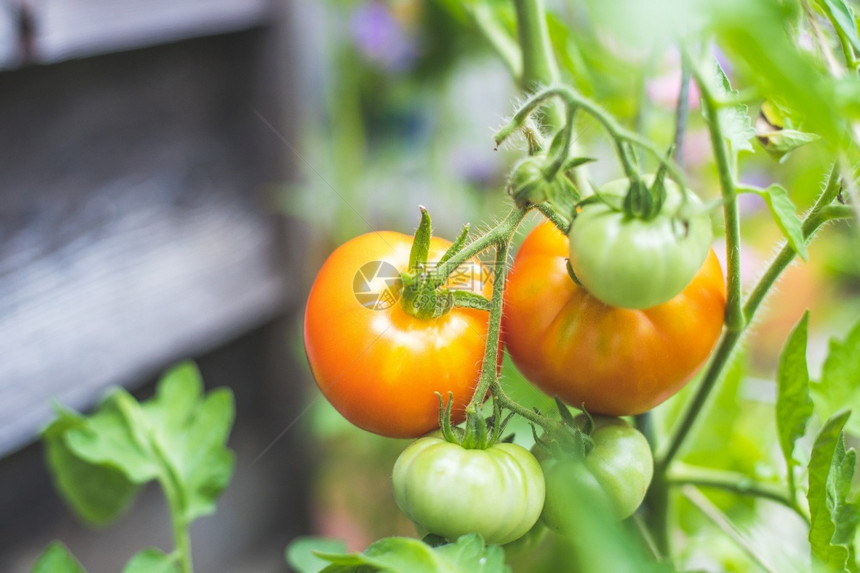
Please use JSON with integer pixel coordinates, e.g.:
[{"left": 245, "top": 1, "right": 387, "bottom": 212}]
[{"left": 1, "top": 0, "right": 859, "bottom": 572}]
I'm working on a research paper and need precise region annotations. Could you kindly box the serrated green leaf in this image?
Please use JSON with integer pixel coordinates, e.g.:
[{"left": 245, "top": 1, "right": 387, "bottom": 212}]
[
  {"left": 361, "top": 537, "right": 443, "bottom": 573},
  {"left": 811, "top": 319, "right": 860, "bottom": 438},
  {"left": 42, "top": 407, "right": 140, "bottom": 526},
  {"left": 286, "top": 537, "right": 349, "bottom": 573},
  {"left": 64, "top": 391, "right": 161, "bottom": 484},
  {"left": 121, "top": 548, "right": 177, "bottom": 573},
  {"left": 31, "top": 542, "right": 87, "bottom": 573},
  {"left": 705, "top": 60, "right": 755, "bottom": 154},
  {"left": 808, "top": 410, "right": 855, "bottom": 572},
  {"left": 48, "top": 361, "right": 235, "bottom": 528},
  {"left": 776, "top": 313, "right": 814, "bottom": 484},
  {"left": 760, "top": 184, "right": 808, "bottom": 260},
  {"left": 813, "top": 0, "right": 860, "bottom": 54},
  {"left": 140, "top": 363, "right": 236, "bottom": 522},
  {"left": 311, "top": 536, "right": 510, "bottom": 573},
  {"left": 433, "top": 534, "right": 508, "bottom": 572},
  {"left": 757, "top": 128, "right": 821, "bottom": 162},
  {"left": 830, "top": 441, "right": 860, "bottom": 548}
]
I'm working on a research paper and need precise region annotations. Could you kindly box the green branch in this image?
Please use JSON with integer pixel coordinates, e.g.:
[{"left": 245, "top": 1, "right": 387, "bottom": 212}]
[
  {"left": 668, "top": 464, "right": 810, "bottom": 523},
  {"left": 658, "top": 169, "right": 853, "bottom": 472},
  {"left": 467, "top": 242, "right": 509, "bottom": 413},
  {"left": 433, "top": 207, "right": 527, "bottom": 284},
  {"left": 495, "top": 86, "right": 688, "bottom": 187},
  {"left": 514, "top": 0, "right": 561, "bottom": 127},
  {"left": 468, "top": 3, "right": 522, "bottom": 80},
  {"left": 693, "top": 64, "right": 744, "bottom": 332},
  {"left": 682, "top": 486, "right": 780, "bottom": 573}
]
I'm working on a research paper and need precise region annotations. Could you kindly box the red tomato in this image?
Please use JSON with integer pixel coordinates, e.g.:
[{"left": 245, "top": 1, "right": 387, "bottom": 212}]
[
  {"left": 503, "top": 222, "right": 726, "bottom": 416},
  {"left": 304, "top": 231, "right": 491, "bottom": 438}
]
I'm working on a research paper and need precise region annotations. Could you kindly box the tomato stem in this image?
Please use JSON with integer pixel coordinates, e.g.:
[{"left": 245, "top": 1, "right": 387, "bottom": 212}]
[
  {"left": 513, "top": 0, "right": 561, "bottom": 126},
  {"left": 433, "top": 207, "right": 527, "bottom": 285},
  {"left": 667, "top": 464, "right": 810, "bottom": 524},
  {"left": 657, "top": 166, "right": 852, "bottom": 471},
  {"left": 467, "top": 241, "right": 510, "bottom": 412},
  {"left": 692, "top": 62, "right": 745, "bottom": 333},
  {"left": 498, "top": 86, "right": 689, "bottom": 190},
  {"left": 466, "top": 3, "right": 522, "bottom": 81}
]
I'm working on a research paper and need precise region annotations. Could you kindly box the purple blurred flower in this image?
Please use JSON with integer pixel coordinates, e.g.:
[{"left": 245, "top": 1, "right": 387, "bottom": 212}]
[{"left": 350, "top": 1, "right": 419, "bottom": 72}]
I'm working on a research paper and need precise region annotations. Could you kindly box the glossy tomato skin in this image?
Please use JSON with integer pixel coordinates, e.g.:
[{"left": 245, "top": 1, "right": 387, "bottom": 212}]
[
  {"left": 304, "top": 232, "right": 490, "bottom": 438},
  {"left": 540, "top": 416, "right": 653, "bottom": 532},
  {"left": 568, "top": 177, "right": 712, "bottom": 309},
  {"left": 392, "top": 437, "right": 545, "bottom": 545},
  {"left": 503, "top": 222, "right": 726, "bottom": 416}
]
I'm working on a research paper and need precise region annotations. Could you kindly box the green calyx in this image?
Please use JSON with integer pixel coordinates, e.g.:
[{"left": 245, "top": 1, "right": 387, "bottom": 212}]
[
  {"left": 438, "top": 393, "right": 513, "bottom": 450},
  {"left": 532, "top": 399, "right": 596, "bottom": 460},
  {"left": 400, "top": 207, "right": 487, "bottom": 320}
]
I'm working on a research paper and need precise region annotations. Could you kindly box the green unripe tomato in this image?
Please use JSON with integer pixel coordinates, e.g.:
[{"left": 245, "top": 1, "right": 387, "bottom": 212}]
[
  {"left": 540, "top": 416, "right": 653, "bottom": 533},
  {"left": 392, "top": 436, "right": 546, "bottom": 545},
  {"left": 568, "top": 176, "right": 712, "bottom": 309}
]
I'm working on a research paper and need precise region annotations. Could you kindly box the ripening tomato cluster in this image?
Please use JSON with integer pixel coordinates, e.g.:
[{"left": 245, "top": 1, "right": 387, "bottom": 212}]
[{"left": 302, "top": 175, "right": 727, "bottom": 546}]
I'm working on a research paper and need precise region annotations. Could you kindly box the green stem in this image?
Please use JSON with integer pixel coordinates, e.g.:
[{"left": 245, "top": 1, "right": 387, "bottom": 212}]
[
  {"left": 817, "top": 0, "right": 859, "bottom": 71},
  {"left": 667, "top": 464, "right": 810, "bottom": 523},
  {"left": 673, "top": 56, "right": 691, "bottom": 165},
  {"left": 467, "top": 242, "right": 511, "bottom": 413},
  {"left": 694, "top": 65, "right": 744, "bottom": 333},
  {"left": 658, "top": 173, "right": 852, "bottom": 472},
  {"left": 492, "top": 383, "right": 560, "bottom": 432},
  {"left": 682, "top": 486, "right": 780, "bottom": 573},
  {"left": 151, "top": 441, "right": 193, "bottom": 573},
  {"left": 165, "top": 483, "right": 193, "bottom": 573},
  {"left": 434, "top": 207, "right": 527, "bottom": 284},
  {"left": 650, "top": 170, "right": 853, "bottom": 558},
  {"left": 469, "top": 3, "right": 522, "bottom": 80},
  {"left": 535, "top": 201, "right": 571, "bottom": 234},
  {"left": 496, "top": 87, "right": 688, "bottom": 187},
  {"left": 514, "top": 0, "right": 561, "bottom": 127},
  {"left": 641, "top": 470, "right": 671, "bottom": 559}
]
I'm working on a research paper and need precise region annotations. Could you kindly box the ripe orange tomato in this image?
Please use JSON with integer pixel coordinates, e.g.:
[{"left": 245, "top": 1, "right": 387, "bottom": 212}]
[
  {"left": 503, "top": 222, "right": 726, "bottom": 416},
  {"left": 304, "top": 231, "right": 491, "bottom": 438}
]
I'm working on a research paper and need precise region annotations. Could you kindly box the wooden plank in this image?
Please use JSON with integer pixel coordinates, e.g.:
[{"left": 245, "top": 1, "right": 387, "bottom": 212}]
[
  {"left": 34, "top": 0, "right": 273, "bottom": 63},
  {"left": 0, "top": 197, "right": 289, "bottom": 455},
  {"left": 0, "top": 29, "right": 293, "bottom": 456}
]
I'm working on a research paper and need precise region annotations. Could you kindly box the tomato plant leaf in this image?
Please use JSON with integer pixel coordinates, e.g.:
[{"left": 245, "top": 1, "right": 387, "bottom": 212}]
[
  {"left": 42, "top": 406, "right": 140, "bottom": 526},
  {"left": 139, "top": 362, "right": 236, "bottom": 521},
  {"left": 811, "top": 318, "right": 860, "bottom": 438},
  {"left": 776, "top": 313, "right": 813, "bottom": 489},
  {"left": 307, "top": 536, "right": 509, "bottom": 573},
  {"left": 121, "top": 548, "right": 177, "bottom": 573},
  {"left": 31, "top": 542, "right": 87, "bottom": 573},
  {"left": 757, "top": 128, "right": 821, "bottom": 163},
  {"left": 759, "top": 184, "right": 808, "bottom": 260},
  {"left": 432, "top": 534, "right": 508, "bottom": 572},
  {"left": 286, "top": 537, "right": 349, "bottom": 573},
  {"left": 47, "top": 362, "right": 235, "bottom": 527},
  {"left": 63, "top": 391, "right": 161, "bottom": 484},
  {"left": 812, "top": 0, "right": 860, "bottom": 55},
  {"left": 703, "top": 59, "right": 755, "bottom": 155},
  {"left": 807, "top": 409, "right": 859, "bottom": 572}
]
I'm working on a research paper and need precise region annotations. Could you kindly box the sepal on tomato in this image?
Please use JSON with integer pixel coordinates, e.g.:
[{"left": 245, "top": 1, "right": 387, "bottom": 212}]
[{"left": 437, "top": 393, "right": 513, "bottom": 451}]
